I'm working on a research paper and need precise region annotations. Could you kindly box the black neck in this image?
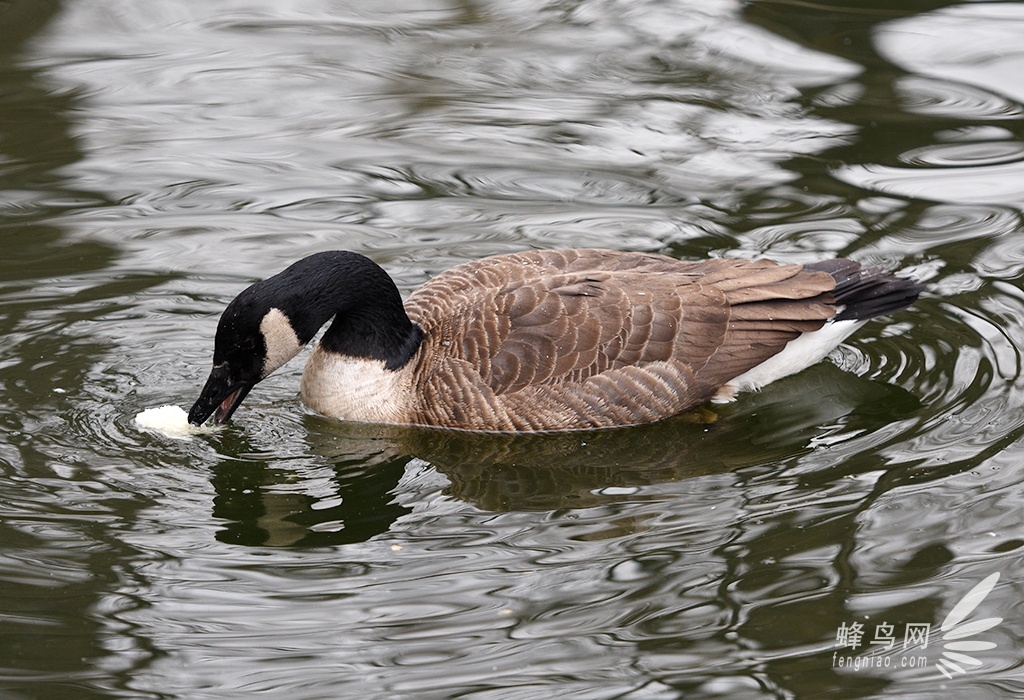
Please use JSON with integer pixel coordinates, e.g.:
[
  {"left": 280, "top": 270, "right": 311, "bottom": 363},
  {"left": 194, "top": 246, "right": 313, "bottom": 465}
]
[
  {"left": 264, "top": 251, "right": 423, "bottom": 370},
  {"left": 319, "top": 295, "right": 424, "bottom": 371}
]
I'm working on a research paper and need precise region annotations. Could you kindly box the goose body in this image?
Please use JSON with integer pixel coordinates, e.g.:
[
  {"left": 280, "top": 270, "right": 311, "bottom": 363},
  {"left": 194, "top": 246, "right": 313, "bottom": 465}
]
[{"left": 188, "top": 249, "right": 922, "bottom": 432}]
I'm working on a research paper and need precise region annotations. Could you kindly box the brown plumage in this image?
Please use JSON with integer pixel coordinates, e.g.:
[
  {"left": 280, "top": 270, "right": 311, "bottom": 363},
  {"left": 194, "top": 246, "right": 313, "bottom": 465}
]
[
  {"left": 188, "top": 248, "right": 922, "bottom": 432},
  {"left": 402, "top": 249, "right": 838, "bottom": 430}
]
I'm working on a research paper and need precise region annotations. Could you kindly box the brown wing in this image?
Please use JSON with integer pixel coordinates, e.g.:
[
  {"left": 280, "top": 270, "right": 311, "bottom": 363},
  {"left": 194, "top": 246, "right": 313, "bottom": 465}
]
[{"left": 404, "top": 249, "right": 836, "bottom": 431}]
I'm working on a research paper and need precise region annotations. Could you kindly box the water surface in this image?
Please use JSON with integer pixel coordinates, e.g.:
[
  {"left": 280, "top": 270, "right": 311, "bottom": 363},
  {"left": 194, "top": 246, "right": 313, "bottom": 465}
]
[{"left": 2, "top": 0, "right": 1024, "bottom": 698}]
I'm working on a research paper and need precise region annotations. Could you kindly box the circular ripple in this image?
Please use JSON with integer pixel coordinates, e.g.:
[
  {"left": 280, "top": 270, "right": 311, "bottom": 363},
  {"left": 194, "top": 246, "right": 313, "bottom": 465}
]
[
  {"left": 896, "top": 75, "right": 1024, "bottom": 120},
  {"left": 900, "top": 141, "right": 1024, "bottom": 168}
]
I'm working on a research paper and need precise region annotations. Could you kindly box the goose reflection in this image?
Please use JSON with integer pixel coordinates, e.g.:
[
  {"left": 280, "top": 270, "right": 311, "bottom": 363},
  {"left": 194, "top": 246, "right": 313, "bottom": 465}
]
[
  {"left": 340, "top": 362, "right": 920, "bottom": 506},
  {"left": 208, "top": 429, "right": 412, "bottom": 548},
  {"left": 207, "top": 363, "right": 918, "bottom": 546}
]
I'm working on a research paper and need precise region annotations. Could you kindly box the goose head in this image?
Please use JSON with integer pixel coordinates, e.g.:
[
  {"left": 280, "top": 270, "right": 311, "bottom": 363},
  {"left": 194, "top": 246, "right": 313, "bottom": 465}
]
[{"left": 188, "top": 252, "right": 422, "bottom": 426}]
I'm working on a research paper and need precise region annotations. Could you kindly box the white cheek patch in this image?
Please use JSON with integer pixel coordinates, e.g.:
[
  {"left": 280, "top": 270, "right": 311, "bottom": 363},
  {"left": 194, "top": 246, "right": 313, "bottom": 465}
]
[{"left": 260, "top": 307, "right": 303, "bottom": 378}]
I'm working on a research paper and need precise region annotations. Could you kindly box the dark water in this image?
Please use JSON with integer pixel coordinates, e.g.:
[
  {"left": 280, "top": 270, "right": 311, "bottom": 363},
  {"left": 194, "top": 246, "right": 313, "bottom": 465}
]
[{"left": 2, "top": 0, "right": 1024, "bottom": 698}]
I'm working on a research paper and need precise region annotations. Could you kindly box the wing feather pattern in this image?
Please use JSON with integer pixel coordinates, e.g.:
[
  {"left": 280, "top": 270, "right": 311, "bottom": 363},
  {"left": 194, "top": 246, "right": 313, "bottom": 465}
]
[{"left": 403, "top": 249, "right": 837, "bottom": 431}]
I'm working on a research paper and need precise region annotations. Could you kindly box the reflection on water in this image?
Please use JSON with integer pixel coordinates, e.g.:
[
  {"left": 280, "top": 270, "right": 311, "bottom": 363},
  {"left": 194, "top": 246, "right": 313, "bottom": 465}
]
[
  {"left": 290, "top": 363, "right": 920, "bottom": 517},
  {"left": 210, "top": 437, "right": 413, "bottom": 547},
  {"left": 2, "top": 0, "right": 1024, "bottom": 698}
]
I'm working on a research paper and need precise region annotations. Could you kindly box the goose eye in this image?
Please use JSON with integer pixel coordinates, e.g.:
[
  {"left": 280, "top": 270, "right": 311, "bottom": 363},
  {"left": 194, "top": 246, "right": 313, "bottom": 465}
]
[{"left": 233, "top": 336, "right": 257, "bottom": 354}]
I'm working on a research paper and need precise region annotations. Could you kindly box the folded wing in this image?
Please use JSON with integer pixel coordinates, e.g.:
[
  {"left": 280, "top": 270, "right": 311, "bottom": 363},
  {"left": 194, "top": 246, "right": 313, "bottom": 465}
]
[{"left": 406, "top": 250, "right": 838, "bottom": 431}]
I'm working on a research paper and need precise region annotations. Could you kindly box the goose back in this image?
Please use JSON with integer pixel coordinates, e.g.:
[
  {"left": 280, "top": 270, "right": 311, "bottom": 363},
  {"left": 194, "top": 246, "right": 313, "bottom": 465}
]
[{"left": 402, "top": 249, "right": 838, "bottom": 431}]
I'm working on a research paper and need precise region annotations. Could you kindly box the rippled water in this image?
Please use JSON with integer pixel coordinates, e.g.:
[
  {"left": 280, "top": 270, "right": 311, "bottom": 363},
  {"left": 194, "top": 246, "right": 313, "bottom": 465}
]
[{"left": 3, "top": 1, "right": 1024, "bottom": 698}]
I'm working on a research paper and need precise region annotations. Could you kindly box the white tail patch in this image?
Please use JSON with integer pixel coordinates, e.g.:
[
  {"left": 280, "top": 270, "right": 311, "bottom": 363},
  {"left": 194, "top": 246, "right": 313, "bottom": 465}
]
[{"left": 714, "top": 319, "right": 864, "bottom": 402}]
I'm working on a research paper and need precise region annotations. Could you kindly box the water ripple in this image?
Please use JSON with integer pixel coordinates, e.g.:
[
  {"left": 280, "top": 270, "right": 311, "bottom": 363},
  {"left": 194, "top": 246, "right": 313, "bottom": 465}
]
[
  {"left": 835, "top": 161, "right": 1024, "bottom": 207},
  {"left": 4, "top": 0, "right": 1024, "bottom": 698},
  {"left": 895, "top": 75, "right": 1024, "bottom": 121},
  {"left": 900, "top": 141, "right": 1024, "bottom": 169}
]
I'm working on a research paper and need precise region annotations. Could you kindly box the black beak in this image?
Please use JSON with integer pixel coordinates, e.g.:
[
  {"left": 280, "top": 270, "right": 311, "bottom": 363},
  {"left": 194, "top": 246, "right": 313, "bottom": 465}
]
[{"left": 188, "top": 365, "right": 255, "bottom": 426}]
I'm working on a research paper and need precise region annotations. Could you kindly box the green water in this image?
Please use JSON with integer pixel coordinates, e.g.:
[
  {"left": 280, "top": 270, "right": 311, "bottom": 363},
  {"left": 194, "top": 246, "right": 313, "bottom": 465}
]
[{"left": 2, "top": 0, "right": 1024, "bottom": 698}]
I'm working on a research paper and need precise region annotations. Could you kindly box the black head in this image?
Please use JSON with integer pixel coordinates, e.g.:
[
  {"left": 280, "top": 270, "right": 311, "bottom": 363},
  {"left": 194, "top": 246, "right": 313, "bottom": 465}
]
[
  {"left": 187, "top": 280, "right": 302, "bottom": 426},
  {"left": 187, "top": 252, "right": 421, "bottom": 426}
]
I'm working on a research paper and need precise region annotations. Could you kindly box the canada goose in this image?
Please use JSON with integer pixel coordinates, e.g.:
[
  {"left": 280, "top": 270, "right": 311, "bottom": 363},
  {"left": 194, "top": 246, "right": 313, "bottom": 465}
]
[{"left": 188, "top": 248, "right": 922, "bottom": 432}]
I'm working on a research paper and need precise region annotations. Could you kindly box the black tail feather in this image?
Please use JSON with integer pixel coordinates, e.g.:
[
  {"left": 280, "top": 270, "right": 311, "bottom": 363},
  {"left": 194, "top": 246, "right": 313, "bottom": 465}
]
[{"left": 804, "top": 259, "right": 924, "bottom": 322}]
